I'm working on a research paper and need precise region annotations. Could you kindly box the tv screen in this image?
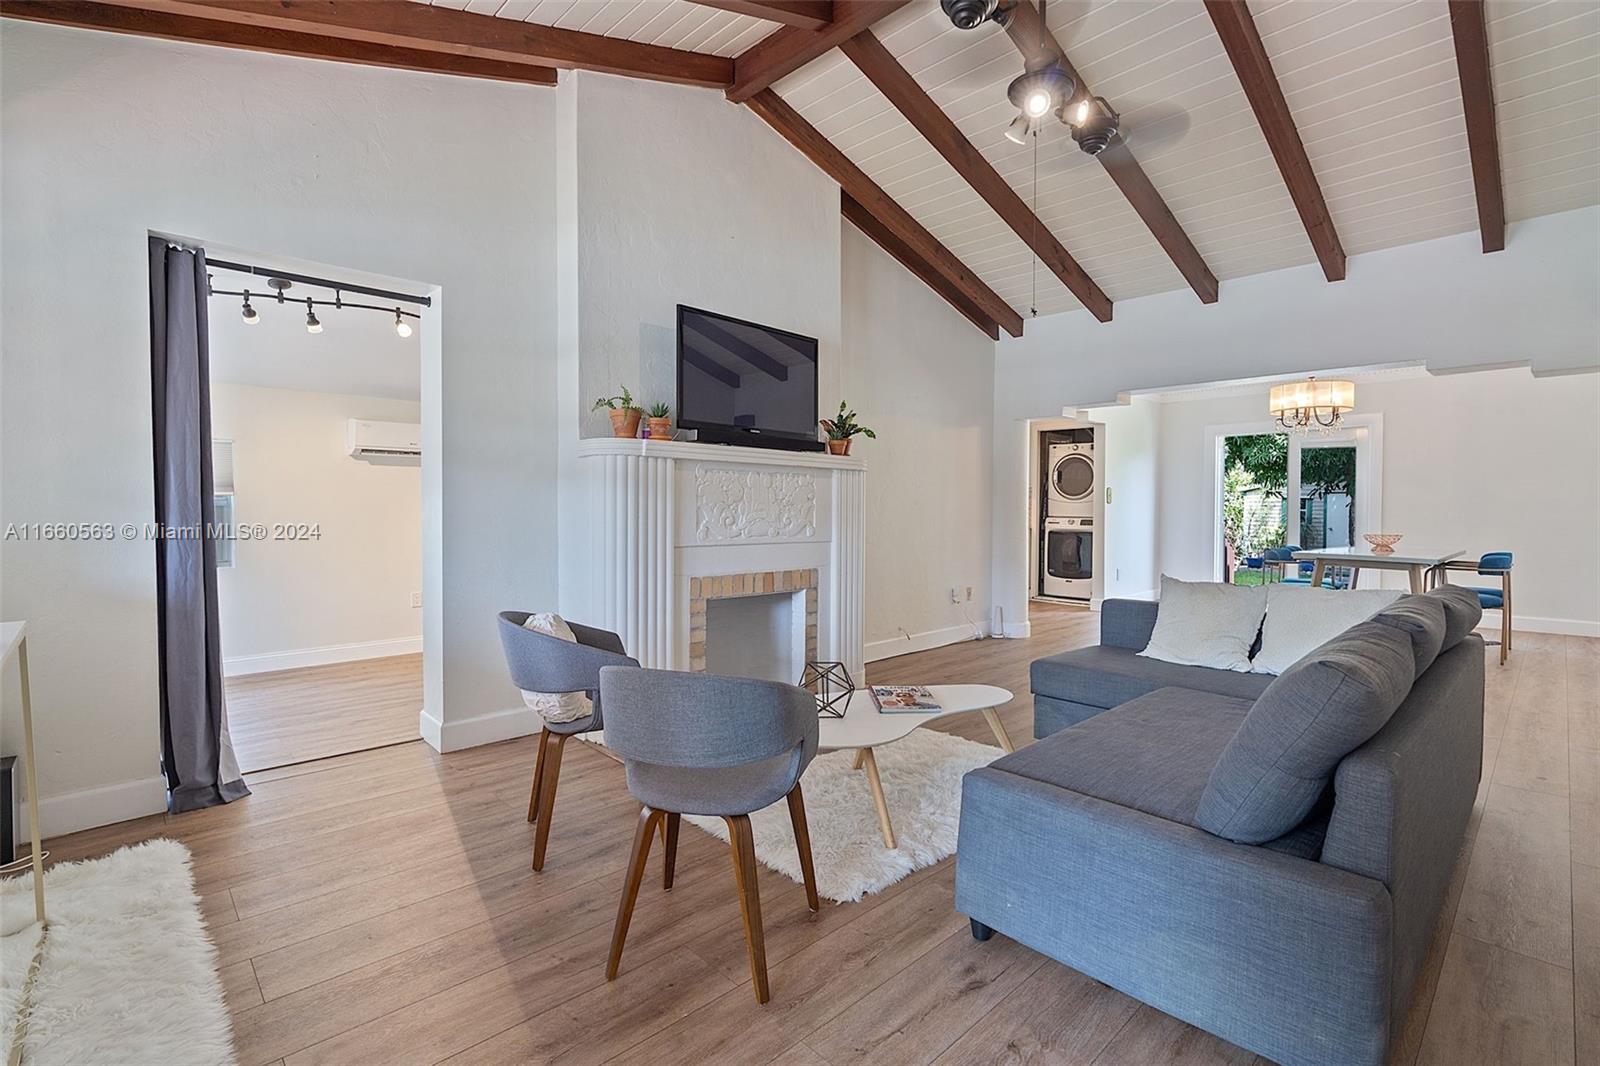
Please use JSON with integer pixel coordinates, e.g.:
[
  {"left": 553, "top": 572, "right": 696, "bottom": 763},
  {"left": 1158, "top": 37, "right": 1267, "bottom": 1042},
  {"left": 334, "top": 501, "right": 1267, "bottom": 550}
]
[{"left": 677, "top": 305, "right": 818, "bottom": 445}]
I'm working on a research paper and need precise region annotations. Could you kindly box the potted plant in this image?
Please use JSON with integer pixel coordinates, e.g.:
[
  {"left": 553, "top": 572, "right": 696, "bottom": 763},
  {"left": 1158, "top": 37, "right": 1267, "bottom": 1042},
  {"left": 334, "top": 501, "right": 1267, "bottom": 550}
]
[
  {"left": 645, "top": 402, "right": 672, "bottom": 440},
  {"left": 593, "top": 386, "right": 643, "bottom": 439},
  {"left": 818, "top": 401, "right": 876, "bottom": 456}
]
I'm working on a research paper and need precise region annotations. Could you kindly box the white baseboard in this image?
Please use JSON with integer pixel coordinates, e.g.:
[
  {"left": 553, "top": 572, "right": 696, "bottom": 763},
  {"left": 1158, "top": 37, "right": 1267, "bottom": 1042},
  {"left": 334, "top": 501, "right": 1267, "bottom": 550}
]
[
  {"left": 999, "top": 621, "right": 1031, "bottom": 639},
  {"left": 1499, "top": 614, "right": 1600, "bottom": 638},
  {"left": 419, "top": 704, "right": 540, "bottom": 754},
  {"left": 866, "top": 623, "right": 983, "bottom": 663},
  {"left": 35, "top": 775, "right": 167, "bottom": 839},
  {"left": 224, "top": 636, "right": 422, "bottom": 677}
]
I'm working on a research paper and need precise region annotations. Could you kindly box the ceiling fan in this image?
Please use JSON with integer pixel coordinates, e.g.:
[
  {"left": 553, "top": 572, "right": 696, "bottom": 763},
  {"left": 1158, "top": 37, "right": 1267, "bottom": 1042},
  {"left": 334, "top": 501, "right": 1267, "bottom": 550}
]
[{"left": 939, "top": 0, "right": 1124, "bottom": 155}]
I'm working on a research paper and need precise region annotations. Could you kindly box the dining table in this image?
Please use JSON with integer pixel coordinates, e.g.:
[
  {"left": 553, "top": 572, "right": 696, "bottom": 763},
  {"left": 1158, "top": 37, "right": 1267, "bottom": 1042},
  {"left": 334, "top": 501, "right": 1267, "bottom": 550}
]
[{"left": 1291, "top": 546, "right": 1465, "bottom": 594}]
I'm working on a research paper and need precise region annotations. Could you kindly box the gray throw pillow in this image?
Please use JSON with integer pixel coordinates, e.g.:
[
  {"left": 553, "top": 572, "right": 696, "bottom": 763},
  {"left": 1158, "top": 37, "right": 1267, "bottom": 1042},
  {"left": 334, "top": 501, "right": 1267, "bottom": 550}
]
[
  {"left": 1372, "top": 594, "right": 1447, "bottom": 680},
  {"left": 1196, "top": 619, "right": 1417, "bottom": 844},
  {"left": 1424, "top": 585, "right": 1484, "bottom": 652}
]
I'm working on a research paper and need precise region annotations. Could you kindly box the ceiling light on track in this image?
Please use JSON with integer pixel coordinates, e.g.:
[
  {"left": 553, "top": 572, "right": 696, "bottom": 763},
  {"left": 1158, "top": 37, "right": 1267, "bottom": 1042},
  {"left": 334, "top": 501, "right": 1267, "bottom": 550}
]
[
  {"left": 241, "top": 292, "right": 259, "bottom": 325},
  {"left": 394, "top": 308, "right": 413, "bottom": 339},
  {"left": 304, "top": 298, "right": 322, "bottom": 334}
]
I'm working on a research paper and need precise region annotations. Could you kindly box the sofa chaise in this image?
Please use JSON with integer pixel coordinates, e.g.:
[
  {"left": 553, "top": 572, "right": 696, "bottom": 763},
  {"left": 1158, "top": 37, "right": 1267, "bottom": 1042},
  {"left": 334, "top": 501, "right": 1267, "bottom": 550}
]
[{"left": 955, "top": 585, "right": 1484, "bottom": 1066}]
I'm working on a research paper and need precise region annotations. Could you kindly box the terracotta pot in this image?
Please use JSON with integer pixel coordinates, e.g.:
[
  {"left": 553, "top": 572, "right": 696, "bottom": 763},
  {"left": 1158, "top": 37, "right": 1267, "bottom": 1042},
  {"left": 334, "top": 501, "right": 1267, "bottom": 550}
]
[
  {"left": 608, "top": 408, "right": 643, "bottom": 438},
  {"left": 647, "top": 417, "right": 673, "bottom": 440},
  {"left": 826, "top": 438, "right": 851, "bottom": 456}
]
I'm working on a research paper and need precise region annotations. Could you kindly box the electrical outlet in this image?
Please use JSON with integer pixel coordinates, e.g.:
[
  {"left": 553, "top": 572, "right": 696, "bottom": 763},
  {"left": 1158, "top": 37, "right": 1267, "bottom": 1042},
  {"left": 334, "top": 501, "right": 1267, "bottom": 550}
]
[
  {"left": 410, "top": 591, "right": 422, "bottom": 608},
  {"left": 965, "top": 586, "right": 973, "bottom": 602},
  {"left": 1115, "top": 568, "right": 1121, "bottom": 582}
]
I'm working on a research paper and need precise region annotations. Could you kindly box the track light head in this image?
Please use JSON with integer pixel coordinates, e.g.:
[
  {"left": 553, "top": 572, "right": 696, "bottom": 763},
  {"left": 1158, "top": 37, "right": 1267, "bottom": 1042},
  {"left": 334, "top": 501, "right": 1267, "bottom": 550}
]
[
  {"left": 941, "top": 0, "right": 1008, "bottom": 30},
  {"left": 241, "top": 292, "right": 259, "bottom": 325},
  {"left": 394, "top": 309, "right": 413, "bottom": 339},
  {"left": 305, "top": 298, "right": 322, "bottom": 334},
  {"left": 1069, "top": 96, "right": 1119, "bottom": 155},
  {"left": 1008, "top": 64, "right": 1074, "bottom": 124}
]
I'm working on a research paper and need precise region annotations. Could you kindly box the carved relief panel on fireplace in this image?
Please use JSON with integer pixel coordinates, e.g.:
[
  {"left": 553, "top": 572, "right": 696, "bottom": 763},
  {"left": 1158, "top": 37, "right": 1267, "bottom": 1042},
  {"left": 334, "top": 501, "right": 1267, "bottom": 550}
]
[{"left": 694, "top": 465, "right": 817, "bottom": 543}]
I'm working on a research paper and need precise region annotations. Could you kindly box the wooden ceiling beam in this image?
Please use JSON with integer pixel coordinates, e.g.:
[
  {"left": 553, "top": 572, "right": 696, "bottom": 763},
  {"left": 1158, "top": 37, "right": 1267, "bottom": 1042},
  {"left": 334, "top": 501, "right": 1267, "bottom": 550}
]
[
  {"left": 0, "top": 1, "right": 559, "bottom": 85},
  {"left": 726, "top": 0, "right": 907, "bottom": 103},
  {"left": 843, "top": 192, "right": 1000, "bottom": 340},
  {"left": 1003, "top": 1, "right": 1218, "bottom": 304},
  {"left": 746, "top": 88, "right": 1023, "bottom": 337},
  {"left": 1447, "top": 0, "right": 1505, "bottom": 253},
  {"left": 690, "top": 1, "right": 834, "bottom": 32},
  {"left": 91, "top": 0, "right": 733, "bottom": 87},
  {"left": 1205, "top": 0, "right": 1346, "bottom": 280},
  {"left": 841, "top": 30, "right": 1110, "bottom": 322}
]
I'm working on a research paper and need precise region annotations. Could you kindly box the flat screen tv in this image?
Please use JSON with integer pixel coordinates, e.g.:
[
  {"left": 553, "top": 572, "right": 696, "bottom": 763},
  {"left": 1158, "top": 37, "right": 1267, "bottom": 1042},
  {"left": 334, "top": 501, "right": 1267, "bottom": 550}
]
[{"left": 676, "top": 305, "right": 821, "bottom": 451}]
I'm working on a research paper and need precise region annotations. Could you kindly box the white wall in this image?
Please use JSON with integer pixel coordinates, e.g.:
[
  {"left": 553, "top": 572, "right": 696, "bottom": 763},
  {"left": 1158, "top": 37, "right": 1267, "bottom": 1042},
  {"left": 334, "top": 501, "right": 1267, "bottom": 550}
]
[
  {"left": 0, "top": 22, "right": 557, "bottom": 834},
  {"left": 992, "top": 208, "right": 1600, "bottom": 632},
  {"left": 555, "top": 71, "right": 842, "bottom": 618},
  {"left": 1143, "top": 368, "right": 1600, "bottom": 634},
  {"left": 840, "top": 222, "right": 995, "bottom": 659},
  {"left": 210, "top": 384, "right": 422, "bottom": 674}
]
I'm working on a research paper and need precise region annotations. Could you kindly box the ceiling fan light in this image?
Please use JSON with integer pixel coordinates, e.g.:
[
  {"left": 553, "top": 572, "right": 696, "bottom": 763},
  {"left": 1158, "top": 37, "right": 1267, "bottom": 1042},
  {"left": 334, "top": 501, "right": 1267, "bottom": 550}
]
[
  {"left": 1007, "top": 65, "right": 1074, "bottom": 125},
  {"left": 1003, "top": 113, "right": 1034, "bottom": 145}
]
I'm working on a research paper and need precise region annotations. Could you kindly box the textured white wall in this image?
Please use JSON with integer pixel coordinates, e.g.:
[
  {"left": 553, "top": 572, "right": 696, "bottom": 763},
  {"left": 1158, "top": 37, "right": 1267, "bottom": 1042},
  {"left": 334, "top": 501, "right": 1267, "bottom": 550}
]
[
  {"left": 992, "top": 208, "right": 1600, "bottom": 633},
  {"left": 1146, "top": 369, "right": 1600, "bottom": 633},
  {"left": 0, "top": 22, "right": 557, "bottom": 832},
  {"left": 210, "top": 384, "right": 422, "bottom": 671},
  {"left": 840, "top": 222, "right": 995, "bottom": 659}
]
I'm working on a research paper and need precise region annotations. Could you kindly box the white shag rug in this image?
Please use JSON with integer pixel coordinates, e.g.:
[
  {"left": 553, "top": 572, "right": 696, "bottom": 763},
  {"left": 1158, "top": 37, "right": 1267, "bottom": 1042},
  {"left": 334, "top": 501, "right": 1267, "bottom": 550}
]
[
  {"left": 685, "top": 728, "right": 1003, "bottom": 903},
  {"left": 1, "top": 839, "right": 237, "bottom": 1066}
]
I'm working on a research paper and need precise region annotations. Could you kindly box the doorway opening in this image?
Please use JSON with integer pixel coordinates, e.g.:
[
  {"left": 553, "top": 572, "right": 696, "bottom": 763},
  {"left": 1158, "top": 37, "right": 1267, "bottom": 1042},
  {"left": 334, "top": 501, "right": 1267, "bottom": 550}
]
[{"left": 202, "top": 246, "right": 432, "bottom": 773}]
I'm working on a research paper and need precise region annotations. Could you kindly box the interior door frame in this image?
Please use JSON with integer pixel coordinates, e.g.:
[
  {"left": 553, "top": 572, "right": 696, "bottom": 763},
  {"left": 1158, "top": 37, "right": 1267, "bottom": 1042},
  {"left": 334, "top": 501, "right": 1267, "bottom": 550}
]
[{"left": 1207, "top": 414, "right": 1383, "bottom": 583}]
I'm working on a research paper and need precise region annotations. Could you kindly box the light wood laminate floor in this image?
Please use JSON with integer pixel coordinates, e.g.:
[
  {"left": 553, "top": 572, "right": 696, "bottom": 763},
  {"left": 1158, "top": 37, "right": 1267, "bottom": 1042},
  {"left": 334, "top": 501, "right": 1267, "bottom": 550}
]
[
  {"left": 40, "top": 606, "right": 1597, "bottom": 1065},
  {"left": 225, "top": 653, "right": 421, "bottom": 773}
]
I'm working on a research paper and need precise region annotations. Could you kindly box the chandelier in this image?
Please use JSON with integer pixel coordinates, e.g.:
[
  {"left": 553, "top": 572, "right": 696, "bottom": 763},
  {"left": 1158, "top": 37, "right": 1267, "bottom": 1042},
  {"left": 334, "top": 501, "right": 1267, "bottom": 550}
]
[{"left": 1269, "top": 376, "right": 1355, "bottom": 433}]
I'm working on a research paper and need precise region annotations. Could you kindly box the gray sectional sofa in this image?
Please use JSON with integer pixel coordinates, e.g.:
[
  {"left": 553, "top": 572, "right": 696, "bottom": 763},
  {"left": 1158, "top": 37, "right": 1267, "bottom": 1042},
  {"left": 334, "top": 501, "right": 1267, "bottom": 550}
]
[{"left": 955, "top": 585, "right": 1485, "bottom": 1066}]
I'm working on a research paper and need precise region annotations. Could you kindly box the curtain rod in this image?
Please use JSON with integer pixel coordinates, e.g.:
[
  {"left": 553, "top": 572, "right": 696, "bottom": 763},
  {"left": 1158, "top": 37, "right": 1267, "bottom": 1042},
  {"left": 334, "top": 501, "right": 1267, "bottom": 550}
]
[{"left": 207, "top": 257, "right": 432, "bottom": 307}]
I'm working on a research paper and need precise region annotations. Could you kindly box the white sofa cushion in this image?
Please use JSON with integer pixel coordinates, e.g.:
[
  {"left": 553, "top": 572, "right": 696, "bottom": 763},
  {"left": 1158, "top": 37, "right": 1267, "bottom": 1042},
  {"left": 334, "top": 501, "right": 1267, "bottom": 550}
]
[
  {"left": 1138, "top": 576, "right": 1267, "bottom": 673},
  {"left": 518, "top": 612, "right": 593, "bottom": 724},
  {"left": 1250, "top": 583, "right": 1405, "bottom": 675}
]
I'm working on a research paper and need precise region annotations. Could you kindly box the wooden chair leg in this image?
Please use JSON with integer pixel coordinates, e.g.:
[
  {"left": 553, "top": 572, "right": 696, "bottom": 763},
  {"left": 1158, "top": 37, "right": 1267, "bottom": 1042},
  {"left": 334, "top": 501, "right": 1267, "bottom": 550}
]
[
  {"left": 786, "top": 784, "right": 820, "bottom": 912},
  {"left": 531, "top": 732, "right": 568, "bottom": 871},
  {"left": 724, "top": 814, "right": 770, "bottom": 1004},
  {"left": 607, "top": 806, "right": 663, "bottom": 980},
  {"left": 663, "top": 812, "right": 680, "bottom": 891},
  {"left": 527, "top": 727, "right": 550, "bottom": 823}
]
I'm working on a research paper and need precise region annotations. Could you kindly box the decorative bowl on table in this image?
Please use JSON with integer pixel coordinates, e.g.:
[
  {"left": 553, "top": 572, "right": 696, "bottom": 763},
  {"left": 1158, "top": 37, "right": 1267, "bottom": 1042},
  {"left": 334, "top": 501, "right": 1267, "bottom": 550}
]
[{"left": 1363, "top": 533, "right": 1403, "bottom": 554}]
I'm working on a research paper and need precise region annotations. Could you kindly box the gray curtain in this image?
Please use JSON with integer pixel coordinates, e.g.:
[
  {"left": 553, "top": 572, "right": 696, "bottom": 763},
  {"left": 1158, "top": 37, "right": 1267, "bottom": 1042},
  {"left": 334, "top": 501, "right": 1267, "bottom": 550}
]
[{"left": 149, "top": 237, "right": 249, "bottom": 812}]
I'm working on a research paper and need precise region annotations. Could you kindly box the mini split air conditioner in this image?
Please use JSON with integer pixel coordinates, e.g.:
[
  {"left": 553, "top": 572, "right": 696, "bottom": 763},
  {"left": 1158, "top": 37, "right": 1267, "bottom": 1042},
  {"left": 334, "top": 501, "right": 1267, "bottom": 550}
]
[{"left": 347, "top": 419, "right": 422, "bottom": 459}]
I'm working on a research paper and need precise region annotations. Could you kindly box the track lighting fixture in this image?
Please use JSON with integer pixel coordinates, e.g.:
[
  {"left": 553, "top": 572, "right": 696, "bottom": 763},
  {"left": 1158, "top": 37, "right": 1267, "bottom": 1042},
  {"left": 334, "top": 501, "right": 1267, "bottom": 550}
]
[
  {"left": 393, "top": 308, "right": 413, "bottom": 338},
  {"left": 304, "top": 298, "right": 323, "bottom": 334},
  {"left": 208, "top": 260, "right": 426, "bottom": 338},
  {"left": 241, "top": 292, "right": 259, "bottom": 325},
  {"left": 941, "top": 0, "right": 1008, "bottom": 31}
]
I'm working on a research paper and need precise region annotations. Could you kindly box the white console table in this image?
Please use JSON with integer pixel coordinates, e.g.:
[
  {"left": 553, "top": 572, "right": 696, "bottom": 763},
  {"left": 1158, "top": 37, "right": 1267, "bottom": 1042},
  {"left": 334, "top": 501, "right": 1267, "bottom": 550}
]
[{"left": 1, "top": 621, "right": 45, "bottom": 925}]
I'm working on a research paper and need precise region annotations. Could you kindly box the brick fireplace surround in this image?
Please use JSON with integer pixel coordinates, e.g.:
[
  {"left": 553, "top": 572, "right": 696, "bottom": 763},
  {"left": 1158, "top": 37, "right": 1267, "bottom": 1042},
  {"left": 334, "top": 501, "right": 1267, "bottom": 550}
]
[{"left": 688, "top": 568, "right": 818, "bottom": 674}]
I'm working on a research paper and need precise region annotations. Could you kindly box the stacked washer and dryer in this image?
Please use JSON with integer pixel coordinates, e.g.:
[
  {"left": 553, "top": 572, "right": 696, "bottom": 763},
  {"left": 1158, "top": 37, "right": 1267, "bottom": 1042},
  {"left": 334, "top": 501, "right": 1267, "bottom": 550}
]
[{"left": 1041, "top": 437, "right": 1095, "bottom": 600}]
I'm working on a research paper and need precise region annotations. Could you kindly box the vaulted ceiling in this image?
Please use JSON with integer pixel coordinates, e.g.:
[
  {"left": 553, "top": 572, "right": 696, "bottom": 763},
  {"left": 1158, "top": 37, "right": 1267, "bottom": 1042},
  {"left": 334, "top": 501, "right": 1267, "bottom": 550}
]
[{"left": 12, "top": 0, "right": 1597, "bottom": 334}]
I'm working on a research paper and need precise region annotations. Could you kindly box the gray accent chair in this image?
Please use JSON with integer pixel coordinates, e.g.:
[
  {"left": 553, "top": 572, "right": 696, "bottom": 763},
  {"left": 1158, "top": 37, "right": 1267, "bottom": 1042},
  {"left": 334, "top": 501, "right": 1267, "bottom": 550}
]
[
  {"left": 496, "top": 611, "right": 638, "bottom": 871},
  {"left": 957, "top": 586, "right": 1485, "bottom": 1066},
  {"left": 598, "top": 666, "right": 820, "bottom": 1004}
]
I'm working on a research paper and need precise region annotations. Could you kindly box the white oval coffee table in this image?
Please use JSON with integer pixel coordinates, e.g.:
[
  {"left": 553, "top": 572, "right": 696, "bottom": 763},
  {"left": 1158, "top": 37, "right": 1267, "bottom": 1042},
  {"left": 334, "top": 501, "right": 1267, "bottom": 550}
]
[{"left": 817, "top": 684, "right": 1014, "bottom": 850}]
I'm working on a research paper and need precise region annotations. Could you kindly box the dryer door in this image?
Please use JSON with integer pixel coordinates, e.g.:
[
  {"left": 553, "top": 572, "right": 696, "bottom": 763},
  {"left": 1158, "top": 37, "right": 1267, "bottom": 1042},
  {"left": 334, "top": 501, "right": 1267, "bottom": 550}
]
[{"left": 1052, "top": 452, "right": 1094, "bottom": 502}]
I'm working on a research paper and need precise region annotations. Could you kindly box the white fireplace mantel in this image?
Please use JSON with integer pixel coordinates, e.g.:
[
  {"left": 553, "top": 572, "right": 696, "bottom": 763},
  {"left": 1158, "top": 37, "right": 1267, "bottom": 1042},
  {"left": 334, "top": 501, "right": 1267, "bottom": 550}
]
[{"left": 570, "top": 437, "right": 866, "bottom": 680}]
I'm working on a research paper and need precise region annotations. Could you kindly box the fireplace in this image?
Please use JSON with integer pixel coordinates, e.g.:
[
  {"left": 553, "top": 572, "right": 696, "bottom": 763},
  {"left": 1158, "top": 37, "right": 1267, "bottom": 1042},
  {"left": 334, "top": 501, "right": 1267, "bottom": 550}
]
[{"left": 569, "top": 439, "right": 864, "bottom": 680}]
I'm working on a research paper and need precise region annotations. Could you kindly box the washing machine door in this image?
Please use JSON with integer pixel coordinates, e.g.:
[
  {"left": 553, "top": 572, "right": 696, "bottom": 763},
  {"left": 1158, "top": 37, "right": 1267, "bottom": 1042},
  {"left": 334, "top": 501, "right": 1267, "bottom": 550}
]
[{"left": 1052, "top": 451, "right": 1094, "bottom": 502}]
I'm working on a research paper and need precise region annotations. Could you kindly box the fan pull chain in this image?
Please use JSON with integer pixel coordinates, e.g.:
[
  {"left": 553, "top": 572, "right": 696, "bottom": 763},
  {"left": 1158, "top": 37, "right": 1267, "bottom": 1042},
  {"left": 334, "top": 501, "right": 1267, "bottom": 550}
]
[{"left": 1030, "top": 126, "right": 1039, "bottom": 318}]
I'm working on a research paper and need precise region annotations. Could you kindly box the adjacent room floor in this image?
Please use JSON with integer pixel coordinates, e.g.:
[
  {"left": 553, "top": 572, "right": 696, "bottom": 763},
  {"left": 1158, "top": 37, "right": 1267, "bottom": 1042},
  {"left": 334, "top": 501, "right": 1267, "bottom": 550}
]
[
  {"left": 224, "top": 653, "right": 421, "bottom": 773},
  {"left": 41, "top": 606, "right": 1595, "bottom": 1065}
]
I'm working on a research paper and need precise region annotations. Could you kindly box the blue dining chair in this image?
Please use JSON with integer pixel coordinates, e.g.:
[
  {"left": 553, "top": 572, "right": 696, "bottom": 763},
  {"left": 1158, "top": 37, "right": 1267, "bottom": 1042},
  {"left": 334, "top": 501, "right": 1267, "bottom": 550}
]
[
  {"left": 1440, "top": 552, "right": 1513, "bottom": 664},
  {"left": 1269, "top": 545, "right": 1348, "bottom": 589}
]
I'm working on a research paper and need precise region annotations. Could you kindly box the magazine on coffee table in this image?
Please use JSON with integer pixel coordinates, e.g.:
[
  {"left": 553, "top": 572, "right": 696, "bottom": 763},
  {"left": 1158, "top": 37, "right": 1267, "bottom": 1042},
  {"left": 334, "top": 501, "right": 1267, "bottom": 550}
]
[{"left": 868, "top": 685, "right": 942, "bottom": 713}]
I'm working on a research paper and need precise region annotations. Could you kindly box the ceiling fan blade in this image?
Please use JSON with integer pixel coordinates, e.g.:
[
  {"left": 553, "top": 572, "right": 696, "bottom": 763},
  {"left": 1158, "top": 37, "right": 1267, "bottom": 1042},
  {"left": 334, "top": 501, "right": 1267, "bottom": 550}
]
[{"left": 1111, "top": 99, "right": 1192, "bottom": 156}]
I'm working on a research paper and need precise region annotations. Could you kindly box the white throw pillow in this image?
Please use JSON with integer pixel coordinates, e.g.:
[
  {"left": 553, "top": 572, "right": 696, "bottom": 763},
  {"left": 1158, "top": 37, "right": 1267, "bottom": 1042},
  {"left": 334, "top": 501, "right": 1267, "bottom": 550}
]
[
  {"left": 1250, "top": 583, "right": 1405, "bottom": 675},
  {"left": 519, "top": 612, "right": 593, "bottom": 724},
  {"left": 1138, "top": 575, "right": 1267, "bottom": 673}
]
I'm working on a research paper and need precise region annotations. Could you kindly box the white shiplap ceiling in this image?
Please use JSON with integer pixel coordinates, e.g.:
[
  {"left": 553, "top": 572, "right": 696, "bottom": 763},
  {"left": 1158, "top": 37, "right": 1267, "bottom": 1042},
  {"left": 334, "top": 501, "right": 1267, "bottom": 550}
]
[{"left": 432, "top": 0, "right": 1600, "bottom": 321}]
